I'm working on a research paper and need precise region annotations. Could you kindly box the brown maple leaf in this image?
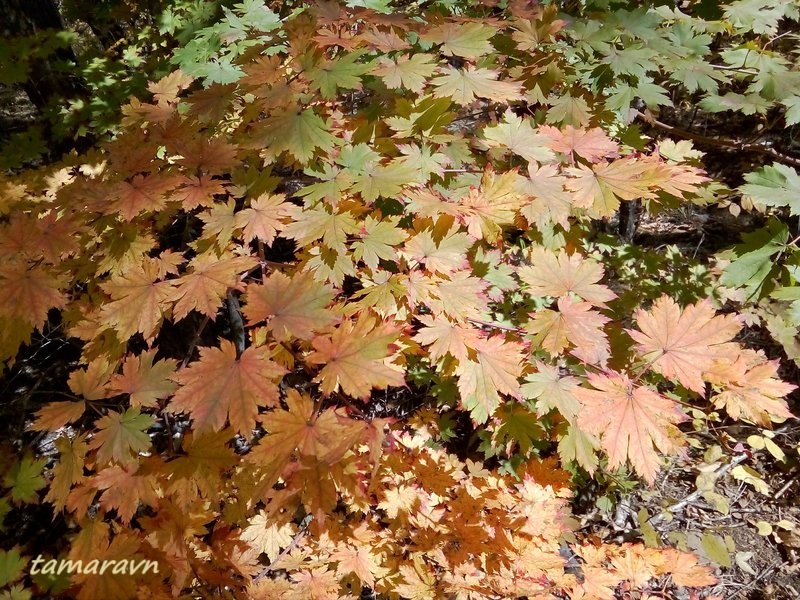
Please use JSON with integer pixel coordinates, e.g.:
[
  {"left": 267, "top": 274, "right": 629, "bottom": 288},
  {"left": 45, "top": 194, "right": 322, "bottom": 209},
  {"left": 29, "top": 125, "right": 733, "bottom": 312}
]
[{"left": 168, "top": 341, "right": 286, "bottom": 436}]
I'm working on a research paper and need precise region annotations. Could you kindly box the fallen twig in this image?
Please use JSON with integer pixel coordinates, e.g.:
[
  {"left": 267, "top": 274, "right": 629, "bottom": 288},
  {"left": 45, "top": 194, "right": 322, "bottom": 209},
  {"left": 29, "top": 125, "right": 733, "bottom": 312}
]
[{"left": 649, "top": 453, "right": 750, "bottom": 526}]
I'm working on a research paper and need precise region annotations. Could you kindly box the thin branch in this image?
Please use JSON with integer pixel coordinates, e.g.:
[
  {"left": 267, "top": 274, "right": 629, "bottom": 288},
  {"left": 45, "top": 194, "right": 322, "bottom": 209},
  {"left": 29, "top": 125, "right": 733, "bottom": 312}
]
[
  {"left": 648, "top": 452, "right": 749, "bottom": 526},
  {"left": 467, "top": 317, "right": 523, "bottom": 333},
  {"left": 180, "top": 314, "right": 210, "bottom": 369},
  {"left": 633, "top": 110, "right": 800, "bottom": 168}
]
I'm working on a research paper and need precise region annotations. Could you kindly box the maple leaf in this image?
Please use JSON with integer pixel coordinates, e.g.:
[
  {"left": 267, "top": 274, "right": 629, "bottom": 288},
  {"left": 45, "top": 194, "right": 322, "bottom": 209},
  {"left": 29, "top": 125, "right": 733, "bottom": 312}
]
[
  {"left": 241, "top": 512, "right": 296, "bottom": 562},
  {"left": 372, "top": 54, "right": 438, "bottom": 93},
  {"left": 419, "top": 22, "right": 496, "bottom": 58},
  {"left": 93, "top": 464, "right": 158, "bottom": 524},
  {"left": 0, "top": 262, "right": 67, "bottom": 329},
  {"left": 307, "top": 50, "right": 372, "bottom": 99},
  {"left": 167, "top": 429, "right": 237, "bottom": 499},
  {"left": 413, "top": 314, "right": 483, "bottom": 363},
  {"left": 566, "top": 158, "right": 661, "bottom": 217},
  {"left": 171, "top": 175, "right": 228, "bottom": 210},
  {"left": 521, "top": 362, "right": 581, "bottom": 420},
  {"left": 307, "top": 313, "right": 405, "bottom": 398},
  {"left": 660, "top": 548, "right": 717, "bottom": 587},
  {"left": 705, "top": 354, "right": 795, "bottom": 425},
  {"left": 289, "top": 567, "right": 340, "bottom": 600},
  {"left": 331, "top": 541, "right": 389, "bottom": 589},
  {"left": 168, "top": 341, "right": 286, "bottom": 436},
  {"left": 456, "top": 169, "right": 527, "bottom": 242},
  {"left": 4, "top": 454, "right": 47, "bottom": 503},
  {"left": 627, "top": 296, "right": 742, "bottom": 394},
  {"left": 168, "top": 253, "right": 257, "bottom": 321},
  {"left": 99, "top": 258, "right": 176, "bottom": 342},
  {"left": 45, "top": 435, "right": 88, "bottom": 512},
  {"left": 147, "top": 69, "right": 194, "bottom": 105},
  {"left": 109, "top": 350, "right": 178, "bottom": 408},
  {"left": 455, "top": 335, "right": 525, "bottom": 423},
  {"left": 234, "top": 193, "right": 289, "bottom": 245},
  {"left": 539, "top": 125, "right": 619, "bottom": 163},
  {"left": 252, "top": 389, "right": 366, "bottom": 467},
  {"left": 520, "top": 164, "right": 573, "bottom": 229},
  {"left": 481, "top": 111, "right": 556, "bottom": 164},
  {"left": 88, "top": 408, "right": 154, "bottom": 466},
  {"left": 431, "top": 66, "right": 524, "bottom": 106},
  {"left": 424, "top": 270, "right": 489, "bottom": 321},
  {"left": 68, "top": 357, "right": 115, "bottom": 401},
  {"left": 352, "top": 215, "right": 408, "bottom": 270},
  {"left": 401, "top": 221, "right": 473, "bottom": 274},
  {"left": 281, "top": 203, "right": 358, "bottom": 252},
  {"left": 243, "top": 271, "right": 336, "bottom": 341},
  {"left": 110, "top": 174, "right": 181, "bottom": 221},
  {"left": 527, "top": 297, "right": 610, "bottom": 366},
  {"left": 575, "top": 371, "right": 687, "bottom": 483},
  {"left": 253, "top": 108, "right": 335, "bottom": 165},
  {"left": 199, "top": 199, "right": 237, "bottom": 246},
  {"left": 30, "top": 400, "right": 86, "bottom": 431},
  {"left": 518, "top": 247, "right": 616, "bottom": 307}
]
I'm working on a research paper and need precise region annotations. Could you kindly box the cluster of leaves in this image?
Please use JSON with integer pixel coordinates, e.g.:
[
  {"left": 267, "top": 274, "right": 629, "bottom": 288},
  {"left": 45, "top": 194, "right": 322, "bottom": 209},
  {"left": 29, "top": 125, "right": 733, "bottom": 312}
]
[{"left": 0, "top": 0, "right": 798, "bottom": 598}]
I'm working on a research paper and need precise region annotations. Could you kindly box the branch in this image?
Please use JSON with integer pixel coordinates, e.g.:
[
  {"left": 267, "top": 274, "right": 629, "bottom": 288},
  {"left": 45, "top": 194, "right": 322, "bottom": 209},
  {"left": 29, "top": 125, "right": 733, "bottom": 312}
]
[
  {"left": 648, "top": 452, "right": 749, "bottom": 526},
  {"left": 633, "top": 110, "right": 800, "bottom": 169}
]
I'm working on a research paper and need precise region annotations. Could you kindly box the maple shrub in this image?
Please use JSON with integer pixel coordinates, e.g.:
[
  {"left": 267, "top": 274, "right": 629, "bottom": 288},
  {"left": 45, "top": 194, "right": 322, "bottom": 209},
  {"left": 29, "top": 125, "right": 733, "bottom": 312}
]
[{"left": 0, "top": 0, "right": 797, "bottom": 599}]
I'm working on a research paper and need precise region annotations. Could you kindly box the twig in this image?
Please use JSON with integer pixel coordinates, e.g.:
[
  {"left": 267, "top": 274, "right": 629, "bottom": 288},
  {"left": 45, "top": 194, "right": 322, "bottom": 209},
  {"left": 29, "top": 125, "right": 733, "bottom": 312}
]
[
  {"left": 252, "top": 516, "right": 313, "bottom": 582},
  {"left": 633, "top": 110, "right": 800, "bottom": 168},
  {"left": 774, "top": 471, "right": 799, "bottom": 499},
  {"left": 180, "top": 314, "right": 210, "bottom": 369},
  {"left": 467, "top": 317, "right": 523, "bottom": 333},
  {"left": 649, "top": 453, "right": 749, "bottom": 526}
]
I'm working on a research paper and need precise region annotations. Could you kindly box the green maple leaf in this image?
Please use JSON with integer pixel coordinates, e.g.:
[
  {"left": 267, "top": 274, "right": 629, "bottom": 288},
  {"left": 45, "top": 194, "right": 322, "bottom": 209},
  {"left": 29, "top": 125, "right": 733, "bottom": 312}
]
[
  {"left": 0, "top": 548, "right": 27, "bottom": 587},
  {"left": 89, "top": 408, "right": 154, "bottom": 465},
  {"left": 431, "top": 66, "right": 523, "bottom": 106},
  {"left": 481, "top": 110, "right": 555, "bottom": 163},
  {"left": 718, "top": 218, "right": 789, "bottom": 300},
  {"left": 669, "top": 60, "right": 722, "bottom": 94},
  {"left": 350, "top": 159, "right": 421, "bottom": 202},
  {"left": 372, "top": 54, "right": 438, "bottom": 93},
  {"left": 699, "top": 92, "right": 771, "bottom": 115},
  {"left": 309, "top": 51, "right": 373, "bottom": 99},
  {"left": 494, "top": 403, "right": 546, "bottom": 455},
  {"left": 419, "top": 22, "right": 496, "bottom": 59},
  {"left": 740, "top": 164, "right": 800, "bottom": 215},
  {"left": 723, "top": 0, "right": 797, "bottom": 35},
  {"left": 3, "top": 455, "right": 47, "bottom": 503},
  {"left": 352, "top": 216, "right": 408, "bottom": 270},
  {"left": 256, "top": 108, "right": 336, "bottom": 164}
]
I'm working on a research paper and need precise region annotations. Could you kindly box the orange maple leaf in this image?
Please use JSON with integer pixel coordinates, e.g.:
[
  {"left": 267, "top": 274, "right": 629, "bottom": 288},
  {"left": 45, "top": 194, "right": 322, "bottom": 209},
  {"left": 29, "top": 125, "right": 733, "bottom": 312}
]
[
  {"left": 110, "top": 349, "right": 178, "bottom": 408},
  {"left": 243, "top": 271, "right": 336, "bottom": 341},
  {"left": 99, "top": 258, "right": 176, "bottom": 342},
  {"left": 705, "top": 353, "right": 795, "bottom": 425},
  {"left": 168, "top": 341, "right": 286, "bottom": 436},
  {"left": 455, "top": 335, "right": 524, "bottom": 423},
  {"left": 93, "top": 464, "right": 159, "bottom": 524},
  {"left": 527, "top": 297, "right": 610, "bottom": 366},
  {"left": 251, "top": 389, "right": 366, "bottom": 468},
  {"left": 307, "top": 314, "right": 405, "bottom": 398},
  {"left": 627, "top": 296, "right": 741, "bottom": 394},
  {"left": 539, "top": 125, "right": 619, "bottom": 163},
  {"left": 575, "top": 371, "right": 687, "bottom": 483},
  {"left": 518, "top": 247, "right": 616, "bottom": 307},
  {"left": 168, "top": 253, "right": 257, "bottom": 321}
]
